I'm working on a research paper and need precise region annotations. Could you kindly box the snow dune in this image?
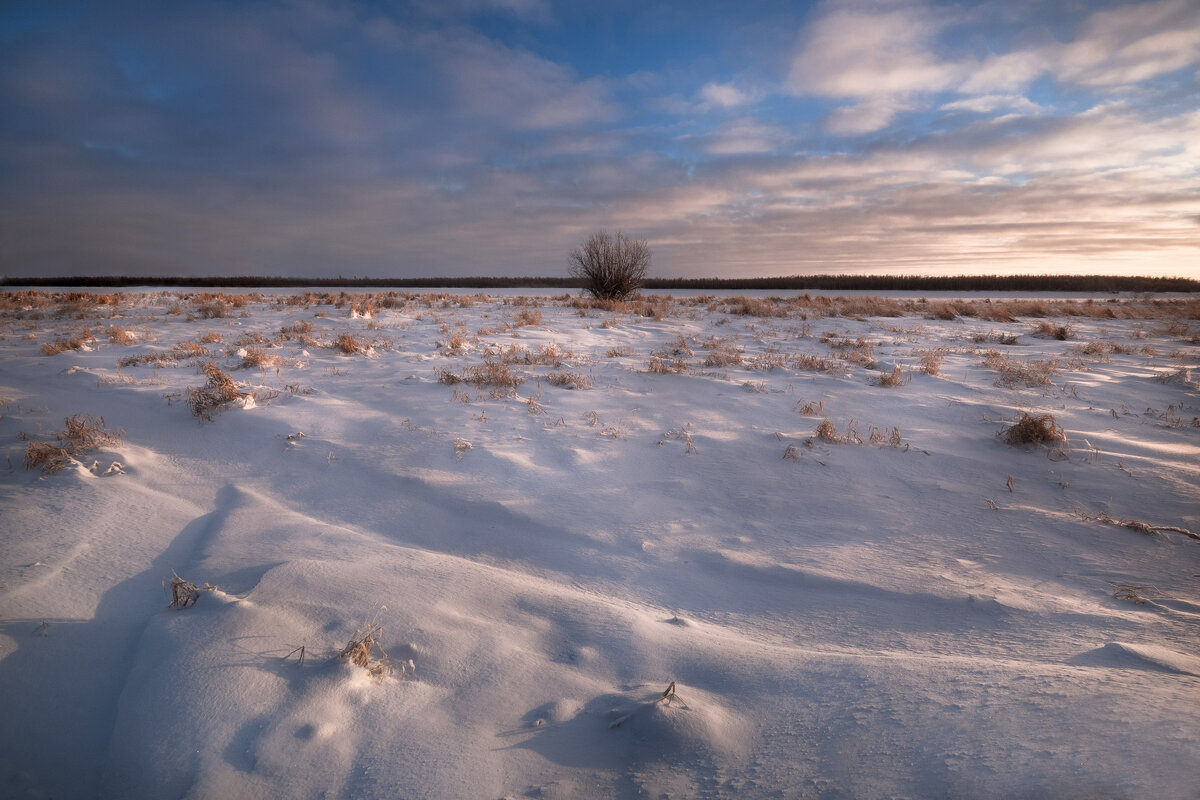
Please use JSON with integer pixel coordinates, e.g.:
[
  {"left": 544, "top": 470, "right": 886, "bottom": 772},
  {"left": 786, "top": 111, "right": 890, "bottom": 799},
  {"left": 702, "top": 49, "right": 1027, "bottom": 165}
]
[{"left": 1, "top": 289, "right": 1197, "bottom": 798}]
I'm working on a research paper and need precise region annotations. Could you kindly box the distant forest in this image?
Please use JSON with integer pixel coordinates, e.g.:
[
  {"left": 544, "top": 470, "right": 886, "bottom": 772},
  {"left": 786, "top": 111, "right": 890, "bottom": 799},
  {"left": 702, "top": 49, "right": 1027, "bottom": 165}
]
[{"left": 2, "top": 274, "right": 1197, "bottom": 293}]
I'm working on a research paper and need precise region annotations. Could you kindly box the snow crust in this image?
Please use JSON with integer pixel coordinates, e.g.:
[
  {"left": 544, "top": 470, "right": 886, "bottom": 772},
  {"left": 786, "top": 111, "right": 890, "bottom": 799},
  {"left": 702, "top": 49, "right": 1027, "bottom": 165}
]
[{"left": 1, "top": 290, "right": 1197, "bottom": 799}]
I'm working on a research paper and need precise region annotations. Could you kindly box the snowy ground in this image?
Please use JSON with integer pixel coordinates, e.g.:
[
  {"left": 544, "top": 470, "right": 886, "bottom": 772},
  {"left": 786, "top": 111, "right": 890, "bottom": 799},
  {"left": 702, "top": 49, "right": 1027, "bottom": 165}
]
[{"left": 1, "top": 289, "right": 1197, "bottom": 799}]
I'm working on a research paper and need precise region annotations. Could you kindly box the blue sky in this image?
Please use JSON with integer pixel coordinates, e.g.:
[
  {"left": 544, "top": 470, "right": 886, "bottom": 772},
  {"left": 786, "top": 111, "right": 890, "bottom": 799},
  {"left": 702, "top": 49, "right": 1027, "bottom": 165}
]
[{"left": 1, "top": 0, "right": 1197, "bottom": 279}]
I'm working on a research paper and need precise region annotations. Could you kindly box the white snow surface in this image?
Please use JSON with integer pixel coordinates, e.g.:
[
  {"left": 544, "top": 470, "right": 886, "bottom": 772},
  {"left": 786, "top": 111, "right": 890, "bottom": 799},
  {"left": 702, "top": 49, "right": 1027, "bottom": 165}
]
[{"left": 1, "top": 290, "right": 1197, "bottom": 799}]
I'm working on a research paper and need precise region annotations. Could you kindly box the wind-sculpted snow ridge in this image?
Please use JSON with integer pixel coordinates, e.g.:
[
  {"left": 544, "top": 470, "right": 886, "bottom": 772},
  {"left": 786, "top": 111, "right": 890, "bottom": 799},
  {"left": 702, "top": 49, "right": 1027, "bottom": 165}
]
[{"left": 0, "top": 289, "right": 1197, "bottom": 799}]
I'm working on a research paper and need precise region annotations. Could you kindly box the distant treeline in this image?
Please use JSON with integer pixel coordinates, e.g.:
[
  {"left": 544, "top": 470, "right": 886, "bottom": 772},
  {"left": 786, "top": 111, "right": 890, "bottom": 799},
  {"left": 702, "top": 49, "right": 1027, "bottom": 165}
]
[{"left": 2, "top": 274, "right": 1197, "bottom": 293}]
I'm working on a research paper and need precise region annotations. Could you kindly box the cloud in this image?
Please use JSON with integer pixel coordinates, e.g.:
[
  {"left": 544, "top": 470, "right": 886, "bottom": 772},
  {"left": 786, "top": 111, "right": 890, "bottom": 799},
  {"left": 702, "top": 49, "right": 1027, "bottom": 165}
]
[
  {"left": 940, "top": 94, "right": 1041, "bottom": 114},
  {"left": 825, "top": 96, "right": 914, "bottom": 135},
  {"left": 789, "top": 0, "right": 1200, "bottom": 135},
  {"left": 425, "top": 30, "right": 621, "bottom": 131},
  {"left": 693, "top": 118, "right": 792, "bottom": 154},
  {"left": 789, "top": 1, "right": 962, "bottom": 97},
  {"left": 697, "top": 82, "right": 761, "bottom": 110},
  {"left": 961, "top": 0, "right": 1200, "bottom": 94},
  {"left": 958, "top": 50, "right": 1049, "bottom": 95},
  {"left": 407, "top": 0, "right": 552, "bottom": 22},
  {"left": 1057, "top": 0, "right": 1200, "bottom": 87}
]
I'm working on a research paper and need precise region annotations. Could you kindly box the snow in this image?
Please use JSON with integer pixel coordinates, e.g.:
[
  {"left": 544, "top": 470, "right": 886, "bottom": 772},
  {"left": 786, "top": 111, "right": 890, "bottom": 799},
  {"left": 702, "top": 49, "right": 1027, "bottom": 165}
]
[{"left": 1, "top": 289, "right": 1198, "bottom": 799}]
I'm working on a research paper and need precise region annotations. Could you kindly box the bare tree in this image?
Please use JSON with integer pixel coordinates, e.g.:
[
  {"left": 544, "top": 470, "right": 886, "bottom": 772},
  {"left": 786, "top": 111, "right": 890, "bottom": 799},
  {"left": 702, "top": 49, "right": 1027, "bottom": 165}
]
[{"left": 568, "top": 230, "right": 650, "bottom": 300}]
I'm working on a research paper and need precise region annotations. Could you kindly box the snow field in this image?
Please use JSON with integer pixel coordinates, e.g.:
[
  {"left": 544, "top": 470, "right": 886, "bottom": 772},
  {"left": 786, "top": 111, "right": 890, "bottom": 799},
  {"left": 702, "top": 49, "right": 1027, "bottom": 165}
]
[{"left": 1, "top": 290, "right": 1197, "bottom": 798}]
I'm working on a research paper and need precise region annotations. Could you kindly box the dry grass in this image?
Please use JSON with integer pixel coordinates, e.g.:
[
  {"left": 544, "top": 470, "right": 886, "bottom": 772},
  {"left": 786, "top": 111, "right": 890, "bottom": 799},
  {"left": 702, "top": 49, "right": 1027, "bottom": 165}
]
[
  {"left": 1092, "top": 512, "right": 1199, "bottom": 541},
  {"left": 928, "top": 301, "right": 961, "bottom": 320},
  {"left": 546, "top": 369, "right": 594, "bottom": 389},
  {"left": 186, "top": 361, "right": 244, "bottom": 421},
  {"left": 815, "top": 418, "right": 862, "bottom": 444},
  {"left": 106, "top": 325, "right": 137, "bottom": 345},
  {"left": 493, "top": 343, "right": 571, "bottom": 367},
  {"left": 240, "top": 346, "right": 280, "bottom": 369},
  {"left": 454, "top": 438, "right": 473, "bottom": 460},
  {"left": 438, "top": 330, "right": 471, "bottom": 355},
  {"left": 335, "top": 332, "right": 366, "bottom": 354},
  {"left": 194, "top": 301, "right": 229, "bottom": 319},
  {"left": 917, "top": 348, "right": 947, "bottom": 375},
  {"left": 513, "top": 308, "right": 543, "bottom": 327},
  {"left": 982, "top": 350, "right": 1059, "bottom": 388},
  {"left": 117, "top": 339, "right": 210, "bottom": 368},
  {"left": 117, "top": 352, "right": 176, "bottom": 368},
  {"left": 659, "top": 423, "right": 697, "bottom": 453},
  {"left": 876, "top": 364, "right": 908, "bottom": 387},
  {"left": 722, "top": 296, "right": 792, "bottom": 318},
  {"left": 703, "top": 340, "right": 744, "bottom": 368},
  {"left": 1155, "top": 366, "right": 1193, "bottom": 385},
  {"left": 1109, "top": 583, "right": 1154, "bottom": 605},
  {"left": 41, "top": 328, "right": 97, "bottom": 355},
  {"left": 437, "top": 359, "right": 525, "bottom": 391},
  {"left": 647, "top": 355, "right": 689, "bottom": 374},
  {"left": 173, "top": 340, "right": 211, "bottom": 359},
  {"left": 822, "top": 334, "right": 876, "bottom": 368},
  {"left": 794, "top": 398, "right": 824, "bottom": 416},
  {"left": 868, "top": 426, "right": 905, "bottom": 447},
  {"left": 24, "top": 414, "right": 123, "bottom": 474},
  {"left": 164, "top": 572, "right": 203, "bottom": 609},
  {"left": 1032, "top": 321, "right": 1073, "bottom": 340},
  {"left": 786, "top": 353, "right": 844, "bottom": 375},
  {"left": 1003, "top": 413, "right": 1066, "bottom": 446},
  {"left": 339, "top": 622, "right": 391, "bottom": 676},
  {"left": 277, "top": 320, "right": 316, "bottom": 347}
]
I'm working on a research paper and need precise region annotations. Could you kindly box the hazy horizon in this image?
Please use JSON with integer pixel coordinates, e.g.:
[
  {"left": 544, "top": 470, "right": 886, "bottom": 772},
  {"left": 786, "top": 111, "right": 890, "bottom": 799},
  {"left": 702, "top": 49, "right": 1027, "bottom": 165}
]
[{"left": 2, "top": 0, "right": 1198, "bottom": 280}]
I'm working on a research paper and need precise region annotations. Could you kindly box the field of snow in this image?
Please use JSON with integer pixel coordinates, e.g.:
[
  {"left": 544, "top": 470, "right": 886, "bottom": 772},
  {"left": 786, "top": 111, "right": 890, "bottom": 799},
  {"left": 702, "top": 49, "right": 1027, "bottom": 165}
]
[{"left": 1, "top": 289, "right": 1197, "bottom": 799}]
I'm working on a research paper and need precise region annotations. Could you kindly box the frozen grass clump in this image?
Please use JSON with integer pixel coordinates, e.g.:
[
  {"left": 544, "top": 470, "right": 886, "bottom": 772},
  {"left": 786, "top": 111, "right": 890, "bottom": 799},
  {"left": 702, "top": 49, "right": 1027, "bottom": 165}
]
[
  {"left": 877, "top": 364, "right": 908, "bottom": 387},
  {"left": 340, "top": 622, "right": 391, "bottom": 677},
  {"left": 437, "top": 359, "right": 524, "bottom": 391},
  {"left": 1003, "top": 413, "right": 1066, "bottom": 446},
  {"left": 164, "top": 572, "right": 204, "bottom": 609},
  {"left": 24, "top": 414, "right": 123, "bottom": 474},
  {"left": 186, "top": 361, "right": 244, "bottom": 421},
  {"left": 982, "top": 350, "right": 1059, "bottom": 388}
]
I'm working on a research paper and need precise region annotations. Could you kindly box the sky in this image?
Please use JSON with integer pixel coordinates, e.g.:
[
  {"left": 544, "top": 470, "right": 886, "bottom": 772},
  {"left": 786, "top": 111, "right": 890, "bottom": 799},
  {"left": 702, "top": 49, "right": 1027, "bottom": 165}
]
[{"left": 1, "top": 0, "right": 1198, "bottom": 280}]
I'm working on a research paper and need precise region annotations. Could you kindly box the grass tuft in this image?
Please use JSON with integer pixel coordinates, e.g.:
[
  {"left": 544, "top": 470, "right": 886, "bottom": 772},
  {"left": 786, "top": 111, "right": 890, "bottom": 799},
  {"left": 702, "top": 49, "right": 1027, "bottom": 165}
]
[
  {"left": 1003, "top": 413, "right": 1066, "bottom": 446},
  {"left": 877, "top": 364, "right": 908, "bottom": 387},
  {"left": 24, "top": 414, "right": 123, "bottom": 474},
  {"left": 340, "top": 622, "right": 391, "bottom": 677},
  {"left": 335, "top": 332, "right": 365, "bottom": 354},
  {"left": 164, "top": 571, "right": 205, "bottom": 609},
  {"left": 186, "top": 361, "right": 244, "bottom": 421}
]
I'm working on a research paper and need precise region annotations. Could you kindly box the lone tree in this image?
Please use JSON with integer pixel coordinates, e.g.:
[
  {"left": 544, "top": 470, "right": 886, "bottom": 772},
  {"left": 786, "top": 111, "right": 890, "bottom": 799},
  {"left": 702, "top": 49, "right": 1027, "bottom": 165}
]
[{"left": 568, "top": 230, "right": 650, "bottom": 300}]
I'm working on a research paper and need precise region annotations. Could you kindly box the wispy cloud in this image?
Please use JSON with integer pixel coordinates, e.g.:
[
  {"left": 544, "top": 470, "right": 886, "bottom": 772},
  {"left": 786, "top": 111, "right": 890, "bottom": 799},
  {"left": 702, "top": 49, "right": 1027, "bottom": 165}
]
[
  {"left": 697, "top": 81, "right": 762, "bottom": 110},
  {"left": 789, "top": 0, "right": 964, "bottom": 131}
]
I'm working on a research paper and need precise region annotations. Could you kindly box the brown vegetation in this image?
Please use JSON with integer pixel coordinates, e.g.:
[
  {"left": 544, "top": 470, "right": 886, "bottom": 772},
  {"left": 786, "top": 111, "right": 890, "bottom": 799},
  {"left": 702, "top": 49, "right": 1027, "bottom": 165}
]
[
  {"left": 186, "top": 361, "right": 244, "bottom": 420},
  {"left": 105, "top": 326, "right": 137, "bottom": 345},
  {"left": 335, "top": 332, "right": 364, "bottom": 354},
  {"left": 877, "top": 364, "right": 908, "bottom": 387},
  {"left": 437, "top": 359, "right": 525, "bottom": 391},
  {"left": 340, "top": 622, "right": 391, "bottom": 676},
  {"left": 1003, "top": 413, "right": 1066, "bottom": 446},
  {"left": 41, "top": 328, "right": 97, "bottom": 355},
  {"left": 24, "top": 414, "right": 123, "bottom": 474},
  {"left": 165, "top": 572, "right": 204, "bottom": 609},
  {"left": 983, "top": 351, "right": 1059, "bottom": 388}
]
